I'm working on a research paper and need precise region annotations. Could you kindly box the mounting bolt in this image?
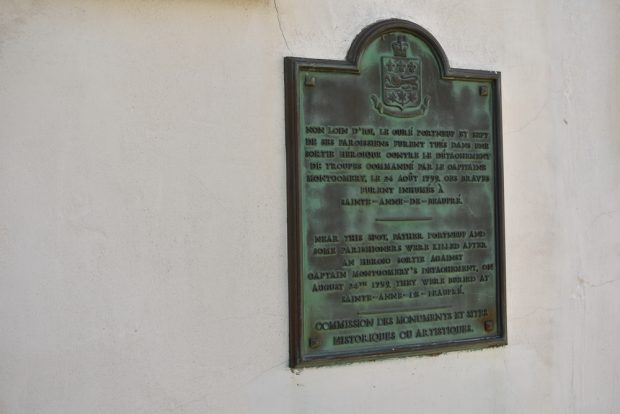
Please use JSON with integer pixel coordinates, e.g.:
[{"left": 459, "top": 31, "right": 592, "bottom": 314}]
[
  {"left": 484, "top": 320, "right": 494, "bottom": 332},
  {"left": 479, "top": 85, "right": 488, "bottom": 96},
  {"left": 305, "top": 75, "right": 316, "bottom": 87},
  {"left": 309, "top": 336, "right": 321, "bottom": 349}
]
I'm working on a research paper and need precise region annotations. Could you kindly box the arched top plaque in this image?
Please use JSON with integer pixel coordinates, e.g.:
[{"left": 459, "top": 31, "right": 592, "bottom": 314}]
[{"left": 285, "top": 19, "right": 505, "bottom": 368}]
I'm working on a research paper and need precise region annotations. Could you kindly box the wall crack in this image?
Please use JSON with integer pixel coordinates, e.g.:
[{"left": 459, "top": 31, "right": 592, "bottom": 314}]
[{"left": 273, "top": 0, "right": 291, "bottom": 53}]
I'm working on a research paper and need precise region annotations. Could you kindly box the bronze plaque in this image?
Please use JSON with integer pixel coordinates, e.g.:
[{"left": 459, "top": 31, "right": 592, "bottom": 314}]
[{"left": 285, "top": 19, "right": 506, "bottom": 367}]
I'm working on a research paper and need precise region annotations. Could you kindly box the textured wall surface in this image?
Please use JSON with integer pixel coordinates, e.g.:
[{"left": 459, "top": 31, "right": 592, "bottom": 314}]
[{"left": 0, "top": 1, "right": 619, "bottom": 413}]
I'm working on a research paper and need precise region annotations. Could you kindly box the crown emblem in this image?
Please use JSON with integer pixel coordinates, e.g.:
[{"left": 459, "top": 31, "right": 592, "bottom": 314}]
[
  {"left": 370, "top": 34, "right": 430, "bottom": 118},
  {"left": 391, "top": 35, "right": 409, "bottom": 57}
]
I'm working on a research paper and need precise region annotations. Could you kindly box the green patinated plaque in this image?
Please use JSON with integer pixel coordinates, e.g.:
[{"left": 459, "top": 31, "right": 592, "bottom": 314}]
[{"left": 285, "top": 19, "right": 506, "bottom": 367}]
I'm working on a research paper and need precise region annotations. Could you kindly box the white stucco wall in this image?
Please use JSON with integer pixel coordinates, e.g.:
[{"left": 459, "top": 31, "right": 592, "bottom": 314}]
[{"left": 1, "top": 1, "right": 619, "bottom": 413}]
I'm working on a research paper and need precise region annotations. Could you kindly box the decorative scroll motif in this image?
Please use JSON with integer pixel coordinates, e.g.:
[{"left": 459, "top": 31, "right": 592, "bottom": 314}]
[{"left": 371, "top": 35, "right": 431, "bottom": 118}]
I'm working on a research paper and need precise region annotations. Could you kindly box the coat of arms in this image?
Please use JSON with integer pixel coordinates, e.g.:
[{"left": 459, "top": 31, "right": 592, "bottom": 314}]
[{"left": 371, "top": 36, "right": 431, "bottom": 118}]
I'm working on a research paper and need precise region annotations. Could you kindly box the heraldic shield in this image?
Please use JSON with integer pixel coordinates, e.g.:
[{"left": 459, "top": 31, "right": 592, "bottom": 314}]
[{"left": 371, "top": 35, "right": 431, "bottom": 118}]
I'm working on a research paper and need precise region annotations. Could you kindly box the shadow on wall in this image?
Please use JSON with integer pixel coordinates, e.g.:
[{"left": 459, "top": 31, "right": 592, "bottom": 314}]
[{"left": 183, "top": 0, "right": 272, "bottom": 6}]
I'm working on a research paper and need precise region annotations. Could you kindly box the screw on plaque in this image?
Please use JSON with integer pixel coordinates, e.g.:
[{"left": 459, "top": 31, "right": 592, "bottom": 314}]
[
  {"left": 305, "top": 75, "right": 316, "bottom": 87},
  {"left": 479, "top": 85, "right": 488, "bottom": 96},
  {"left": 309, "top": 336, "right": 321, "bottom": 348},
  {"left": 484, "top": 320, "right": 494, "bottom": 332}
]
